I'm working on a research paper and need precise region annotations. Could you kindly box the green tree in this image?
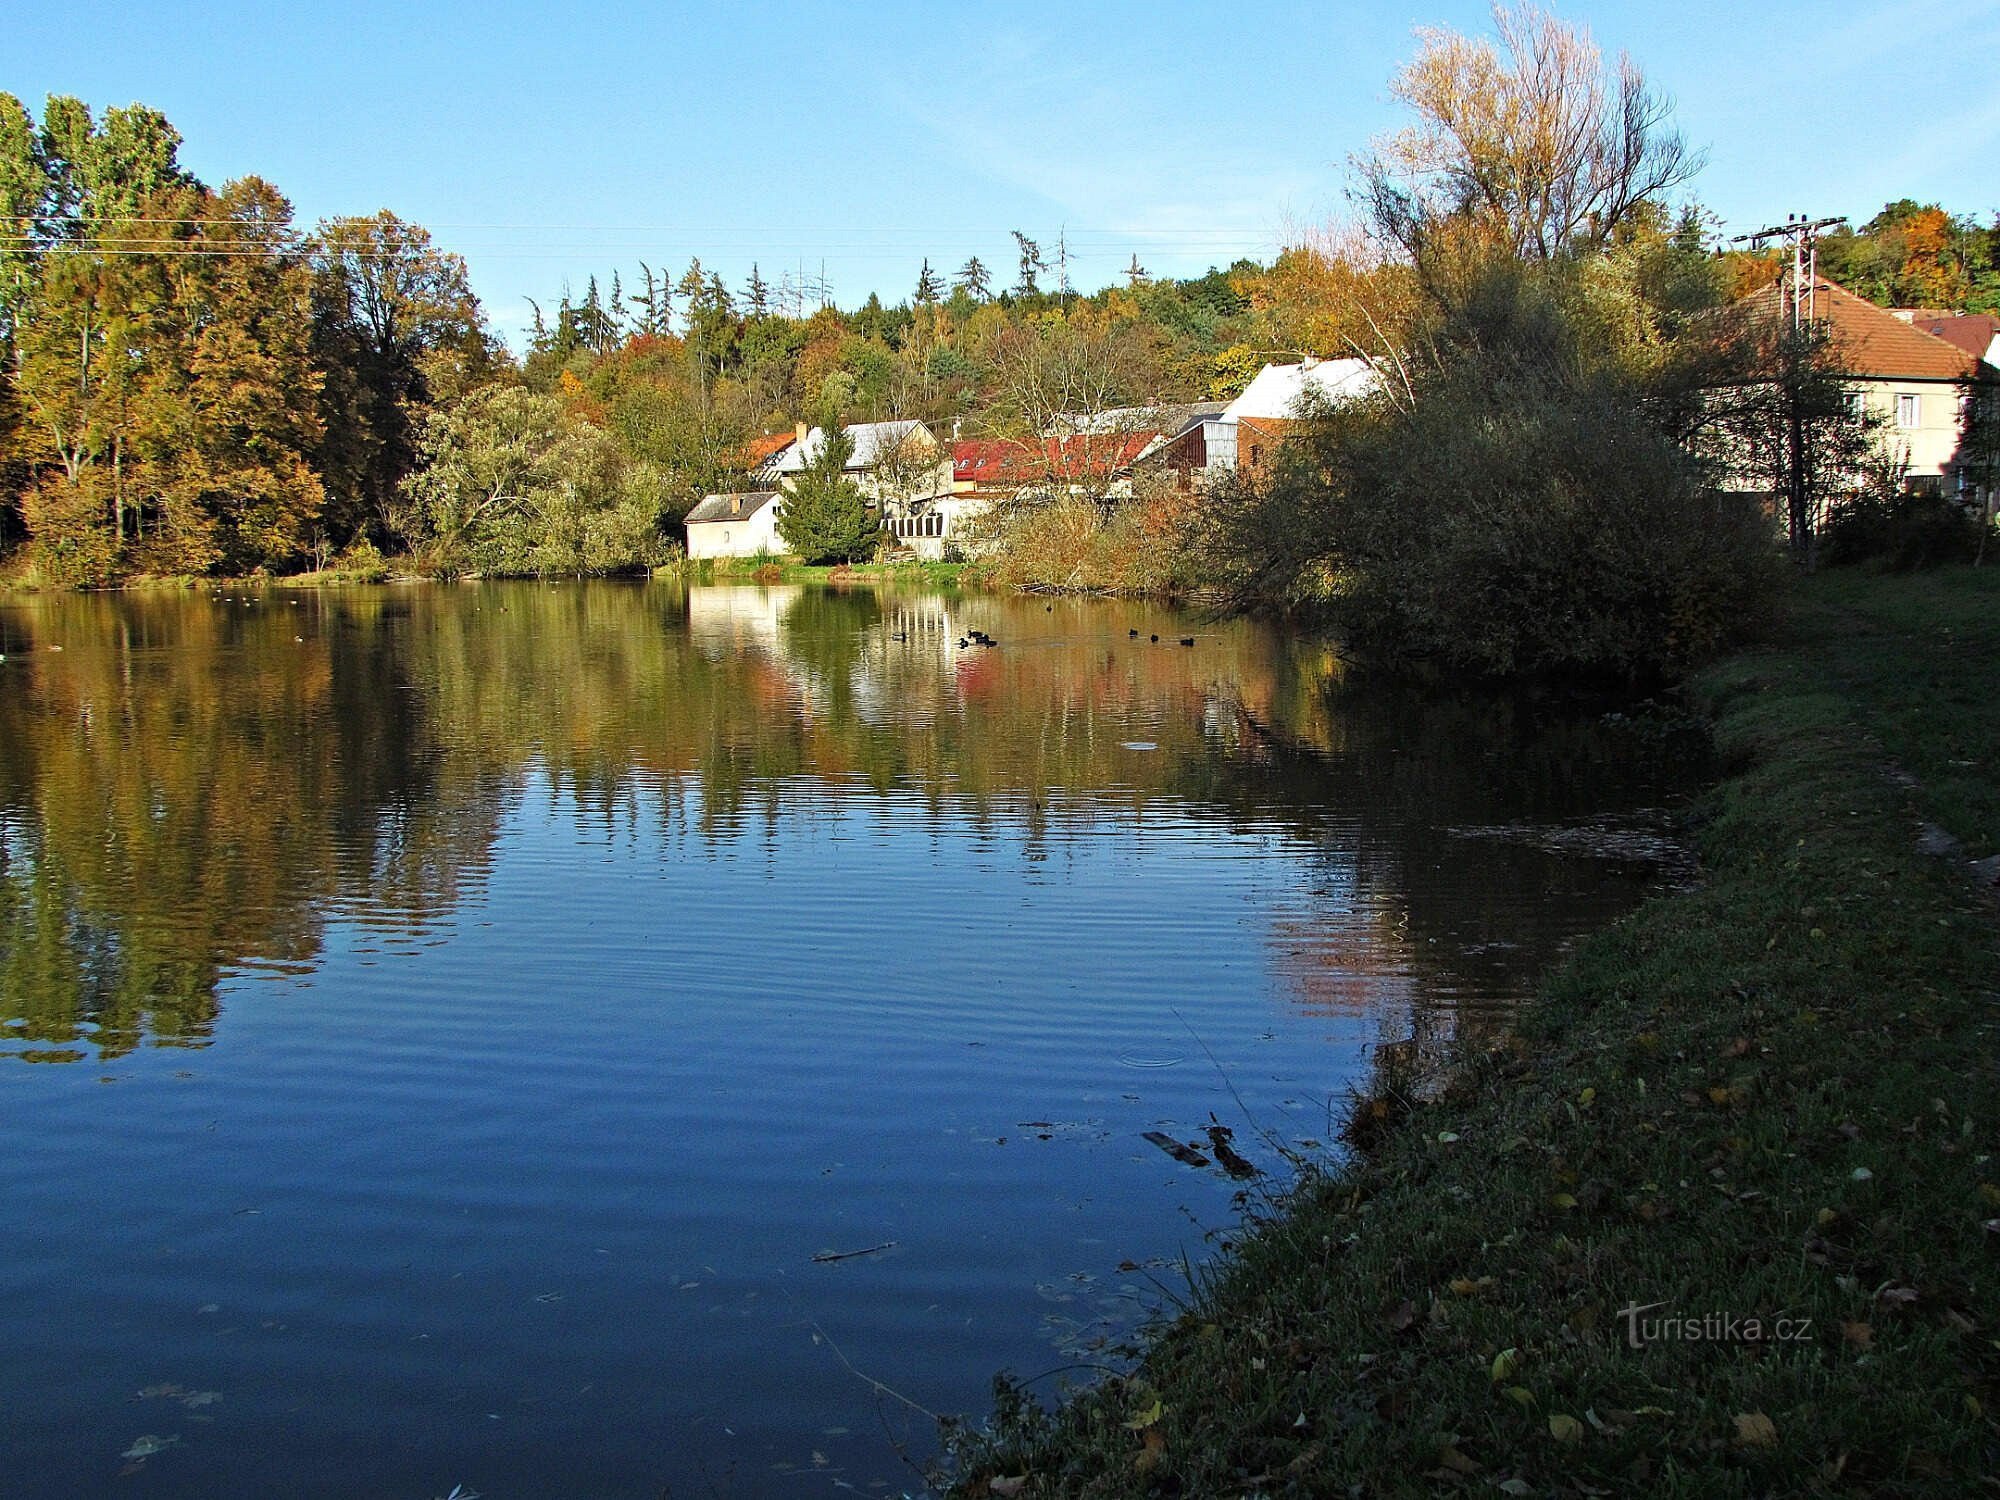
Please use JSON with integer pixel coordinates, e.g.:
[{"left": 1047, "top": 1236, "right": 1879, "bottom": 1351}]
[
  {"left": 776, "top": 424, "right": 879, "bottom": 563},
  {"left": 310, "top": 211, "right": 492, "bottom": 549},
  {"left": 401, "top": 385, "right": 665, "bottom": 577}
]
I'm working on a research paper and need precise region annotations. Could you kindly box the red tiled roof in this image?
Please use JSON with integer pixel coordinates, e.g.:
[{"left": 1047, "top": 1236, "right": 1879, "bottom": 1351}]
[
  {"left": 1742, "top": 278, "right": 1988, "bottom": 381},
  {"left": 739, "top": 431, "right": 798, "bottom": 468},
  {"left": 951, "top": 433, "right": 1158, "bottom": 485},
  {"left": 1911, "top": 313, "right": 2000, "bottom": 362}
]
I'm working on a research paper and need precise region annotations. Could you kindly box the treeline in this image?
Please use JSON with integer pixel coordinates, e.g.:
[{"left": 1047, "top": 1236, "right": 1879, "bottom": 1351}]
[
  {"left": 0, "top": 94, "right": 499, "bottom": 585},
  {"left": 1, "top": 79, "right": 1992, "bottom": 597}
]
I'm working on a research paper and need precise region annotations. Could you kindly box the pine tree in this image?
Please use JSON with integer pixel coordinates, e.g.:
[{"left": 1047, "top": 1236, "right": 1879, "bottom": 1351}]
[
  {"left": 1125, "top": 253, "right": 1149, "bottom": 286},
  {"left": 1011, "top": 231, "right": 1046, "bottom": 295},
  {"left": 776, "top": 424, "right": 879, "bottom": 564},
  {"left": 955, "top": 256, "right": 991, "bottom": 301},
  {"left": 631, "top": 262, "right": 671, "bottom": 338},
  {"left": 914, "top": 258, "right": 942, "bottom": 305},
  {"left": 745, "top": 263, "right": 770, "bottom": 318}
]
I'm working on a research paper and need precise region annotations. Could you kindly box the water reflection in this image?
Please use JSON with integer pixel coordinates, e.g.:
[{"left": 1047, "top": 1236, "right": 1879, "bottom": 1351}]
[
  {"left": 0, "top": 581, "right": 1704, "bottom": 1498},
  {"left": 0, "top": 580, "right": 1696, "bottom": 1064}
]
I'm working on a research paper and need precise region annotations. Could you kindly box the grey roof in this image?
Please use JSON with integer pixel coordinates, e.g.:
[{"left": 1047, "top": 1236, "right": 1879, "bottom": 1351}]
[
  {"left": 769, "top": 420, "right": 930, "bottom": 473},
  {"left": 685, "top": 491, "right": 778, "bottom": 525},
  {"left": 1052, "top": 401, "right": 1228, "bottom": 438}
]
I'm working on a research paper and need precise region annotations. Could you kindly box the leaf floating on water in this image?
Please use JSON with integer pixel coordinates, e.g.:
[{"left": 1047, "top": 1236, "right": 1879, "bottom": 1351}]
[{"left": 122, "top": 1434, "right": 179, "bottom": 1460}]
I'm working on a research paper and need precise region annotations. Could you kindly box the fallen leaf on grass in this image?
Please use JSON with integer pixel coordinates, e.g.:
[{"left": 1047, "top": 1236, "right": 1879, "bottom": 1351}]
[
  {"left": 1124, "top": 1398, "right": 1162, "bottom": 1430},
  {"left": 1381, "top": 1298, "right": 1419, "bottom": 1333},
  {"left": 1491, "top": 1348, "right": 1520, "bottom": 1382},
  {"left": 1548, "top": 1413, "right": 1583, "bottom": 1445},
  {"left": 1132, "top": 1425, "right": 1166, "bottom": 1474},
  {"left": 1437, "top": 1443, "right": 1480, "bottom": 1474},
  {"left": 1842, "top": 1321, "right": 1873, "bottom": 1348},
  {"left": 1734, "top": 1412, "right": 1777, "bottom": 1448}
]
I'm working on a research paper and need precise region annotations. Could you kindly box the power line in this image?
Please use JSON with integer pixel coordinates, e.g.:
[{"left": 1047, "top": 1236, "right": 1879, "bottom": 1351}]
[{"left": 1729, "top": 213, "right": 1845, "bottom": 327}]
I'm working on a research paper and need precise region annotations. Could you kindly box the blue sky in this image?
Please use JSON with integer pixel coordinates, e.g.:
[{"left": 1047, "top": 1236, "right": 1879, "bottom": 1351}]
[{"left": 11, "top": 0, "right": 2000, "bottom": 348}]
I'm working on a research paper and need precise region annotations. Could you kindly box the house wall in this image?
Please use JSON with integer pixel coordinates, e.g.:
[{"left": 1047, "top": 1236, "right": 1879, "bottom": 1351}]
[
  {"left": 686, "top": 502, "right": 785, "bottom": 558},
  {"left": 1857, "top": 378, "right": 1966, "bottom": 481},
  {"left": 886, "top": 493, "right": 995, "bottom": 560}
]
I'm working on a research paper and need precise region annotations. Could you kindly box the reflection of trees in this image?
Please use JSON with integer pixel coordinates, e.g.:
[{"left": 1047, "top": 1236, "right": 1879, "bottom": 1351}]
[{"left": 0, "top": 582, "right": 1699, "bottom": 1063}]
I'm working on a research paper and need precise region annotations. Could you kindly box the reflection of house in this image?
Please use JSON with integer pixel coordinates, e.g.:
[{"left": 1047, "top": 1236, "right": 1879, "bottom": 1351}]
[
  {"left": 1746, "top": 277, "right": 1997, "bottom": 500},
  {"left": 684, "top": 490, "right": 784, "bottom": 558},
  {"left": 684, "top": 583, "right": 802, "bottom": 653}
]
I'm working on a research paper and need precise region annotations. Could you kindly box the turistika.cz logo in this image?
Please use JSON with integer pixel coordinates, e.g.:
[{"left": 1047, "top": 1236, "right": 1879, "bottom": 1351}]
[{"left": 1618, "top": 1301, "right": 1814, "bottom": 1348}]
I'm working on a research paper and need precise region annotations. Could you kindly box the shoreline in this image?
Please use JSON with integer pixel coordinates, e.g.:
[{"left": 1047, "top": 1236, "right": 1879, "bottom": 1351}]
[{"left": 944, "top": 567, "right": 2000, "bottom": 1497}]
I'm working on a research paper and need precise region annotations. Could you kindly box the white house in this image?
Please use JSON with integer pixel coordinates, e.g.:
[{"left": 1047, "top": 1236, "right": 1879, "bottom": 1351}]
[
  {"left": 1135, "top": 360, "right": 1380, "bottom": 490},
  {"left": 683, "top": 490, "right": 785, "bottom": 559}
]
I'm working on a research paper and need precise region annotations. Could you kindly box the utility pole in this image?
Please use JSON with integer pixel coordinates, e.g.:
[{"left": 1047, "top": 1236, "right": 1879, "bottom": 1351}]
[
  {"left": 1731, "top": 212, "right": 1846, "bottom": 566},
  {"left": 1731, "top": 213, "right": 1844, "bottom": 327}
]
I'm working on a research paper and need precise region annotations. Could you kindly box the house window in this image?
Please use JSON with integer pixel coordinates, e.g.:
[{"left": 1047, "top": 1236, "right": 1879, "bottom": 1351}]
[{"left": 1896, "top": 393, "right": 1920, "bottom": 429}]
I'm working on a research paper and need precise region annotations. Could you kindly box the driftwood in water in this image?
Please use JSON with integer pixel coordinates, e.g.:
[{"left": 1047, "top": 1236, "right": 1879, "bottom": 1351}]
[{"left": 1141, "top": 1131, "right": 1210, "bottom": 1168}]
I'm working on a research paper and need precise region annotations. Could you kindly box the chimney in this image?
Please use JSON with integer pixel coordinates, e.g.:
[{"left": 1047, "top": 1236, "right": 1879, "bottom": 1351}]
[{"left": 794, "top": 421, "right": 809, "bottom": 445}]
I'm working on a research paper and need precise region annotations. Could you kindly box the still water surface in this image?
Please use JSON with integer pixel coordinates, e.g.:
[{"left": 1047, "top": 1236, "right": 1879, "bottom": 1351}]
[{"left": 0, "top": 582, "right": 1699, "bottom": 1498}]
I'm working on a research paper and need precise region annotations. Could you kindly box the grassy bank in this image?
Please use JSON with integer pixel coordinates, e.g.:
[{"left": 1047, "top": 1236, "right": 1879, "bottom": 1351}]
[
  {"left": 673, "top": 555, "right": 975, "bottom": 587},
  {"left": 948, "top": 567, "right": 2000, "bottom": 1498}
]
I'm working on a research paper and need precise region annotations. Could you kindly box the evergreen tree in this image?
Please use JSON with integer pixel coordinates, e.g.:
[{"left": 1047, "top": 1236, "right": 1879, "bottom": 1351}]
[
  {"left": 631, "top": 262, "right": 671, "bottom": 338},
  {"left": 745, "top": 263, "right": 770, "bottom": 318},
  {"left": 1011, "top": 231, "right": 1046, "bottom": 295},
  {"left": 955, "top": 255, "right": 991, "bottom": 301},
  {"left": 914, "top": 258, "right": 943, "bottom": 305},
  {"left": 776, "top": 424, "right": 879, "bottom": 563}
]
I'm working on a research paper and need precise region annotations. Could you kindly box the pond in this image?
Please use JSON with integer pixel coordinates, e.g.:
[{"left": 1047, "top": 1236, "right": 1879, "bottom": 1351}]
[{"left": 0, "top": 581, "right": 1702, "bottom": 1498}]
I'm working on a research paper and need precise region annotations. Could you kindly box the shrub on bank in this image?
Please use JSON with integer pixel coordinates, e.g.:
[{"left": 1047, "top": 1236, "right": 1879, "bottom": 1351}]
[
  {"left": 981, "top": 485, "right": 1202, "bottom": 596},
  {"left": 1821, "top": 484, "right": 1992, "bottom": 571},
  {"left": 1202, "top": 263, "right": 1782, "bottom": 681}
]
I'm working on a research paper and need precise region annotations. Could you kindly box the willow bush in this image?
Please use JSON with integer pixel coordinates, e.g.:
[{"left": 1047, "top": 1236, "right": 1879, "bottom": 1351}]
[{"left": 1203, "top": 262, "right": 1780, "bottom": 680}]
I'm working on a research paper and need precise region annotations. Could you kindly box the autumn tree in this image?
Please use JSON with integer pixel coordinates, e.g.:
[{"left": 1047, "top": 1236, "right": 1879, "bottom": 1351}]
[{"left": 1355, "top": 4, "right": 1699, "bottom": 292}]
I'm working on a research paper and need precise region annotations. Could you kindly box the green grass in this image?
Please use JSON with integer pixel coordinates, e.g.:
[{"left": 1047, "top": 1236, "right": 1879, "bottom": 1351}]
[
  {"left": 946, "top": 566, "right": 2000, "bottom": 1498},
  {"left": 678, "top": 555, "right": 976, "bottom": 587}
]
